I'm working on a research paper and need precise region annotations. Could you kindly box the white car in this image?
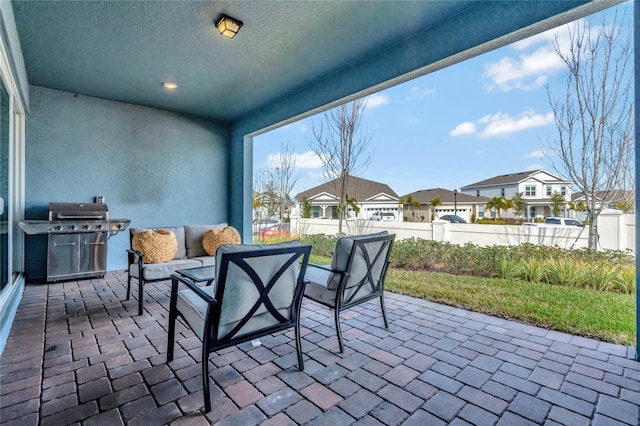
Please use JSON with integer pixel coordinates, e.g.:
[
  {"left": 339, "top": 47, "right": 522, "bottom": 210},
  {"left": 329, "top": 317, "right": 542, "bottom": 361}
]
[
  {"left": 523, "top": 217, "right": 585, "bottom": 227},
  {"left": 371, "top": 212, "right": 395, "bottom": 221}
]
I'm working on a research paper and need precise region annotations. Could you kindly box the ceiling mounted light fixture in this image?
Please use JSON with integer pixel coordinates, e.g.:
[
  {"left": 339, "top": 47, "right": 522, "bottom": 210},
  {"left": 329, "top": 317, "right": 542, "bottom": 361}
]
[
  {"left": 215, "top": 14, "right": 243, "bottom": 39},
  {"left": 162, "top": 82, "right": 178, "bottom": 90}
]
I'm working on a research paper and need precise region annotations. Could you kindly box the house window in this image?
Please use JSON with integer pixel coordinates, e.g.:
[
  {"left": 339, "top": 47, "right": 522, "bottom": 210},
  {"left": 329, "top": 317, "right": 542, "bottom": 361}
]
[
  {"left": 477, "top": 205, "right": 485, "bottom": 218},
  {"left": 501, "top": 188, "right": 505, "bottom": 197},
  {"left": 561, "top": 186, "right": 566, "bottom": 196},
  {"left": 476, "top": 190, "right": 480, "bottom": 197},
  {"left": 525, "top": 186, "right": 536, "bottom": 196},
  {"left": 546, "top": 186, "right": 552, "bottom": 196}
]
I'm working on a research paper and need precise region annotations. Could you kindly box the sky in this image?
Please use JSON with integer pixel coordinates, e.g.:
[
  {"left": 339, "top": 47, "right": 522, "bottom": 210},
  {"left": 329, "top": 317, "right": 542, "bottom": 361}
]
[{"left": 253, "top": 2, "right": 633, "bottom": 199}]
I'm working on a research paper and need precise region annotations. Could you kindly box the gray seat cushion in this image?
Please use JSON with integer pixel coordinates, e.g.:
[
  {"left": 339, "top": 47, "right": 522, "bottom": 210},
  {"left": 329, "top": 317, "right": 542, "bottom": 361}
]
[
  {"left": 129, "top": 258, "right": 202, "bottom": 281},
  {"left": 192, "top": 256, "right": 216, "bottom": 268},
  {"left": 176, "top": 284, "right": 215, "bottom": 341},
  {"left": 304, "top": 280, "right": 336, "bottom": 306}
]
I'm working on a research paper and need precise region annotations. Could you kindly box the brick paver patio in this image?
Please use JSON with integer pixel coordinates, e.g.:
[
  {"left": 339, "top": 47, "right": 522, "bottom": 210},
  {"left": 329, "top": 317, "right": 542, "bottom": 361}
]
[{"left": 1, "top": 271, "right": 638, "bottom": 425}]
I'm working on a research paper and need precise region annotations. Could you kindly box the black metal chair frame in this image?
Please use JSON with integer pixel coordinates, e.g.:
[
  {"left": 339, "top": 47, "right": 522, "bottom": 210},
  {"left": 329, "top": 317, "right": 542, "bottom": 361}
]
[
  {"left": 126, "top": 238, "right": 174, "bottom": 316},
  {"left": 167, "top": 244, "right": 311, "bottom": 413},
  {"left": 305, "top": 233, "right": 395, "bottom": 353}
]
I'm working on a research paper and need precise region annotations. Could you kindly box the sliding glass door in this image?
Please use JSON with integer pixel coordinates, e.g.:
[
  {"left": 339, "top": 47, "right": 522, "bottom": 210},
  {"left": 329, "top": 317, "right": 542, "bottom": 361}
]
[{"left": 0, "top": 79, "right": 7, "bottom": 290}]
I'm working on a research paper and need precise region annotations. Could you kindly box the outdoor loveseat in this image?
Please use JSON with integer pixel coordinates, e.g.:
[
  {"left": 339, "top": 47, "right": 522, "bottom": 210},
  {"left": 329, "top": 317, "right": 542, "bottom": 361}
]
[{"left": 126, "top": 224, "right": 237, "bottom": 315}]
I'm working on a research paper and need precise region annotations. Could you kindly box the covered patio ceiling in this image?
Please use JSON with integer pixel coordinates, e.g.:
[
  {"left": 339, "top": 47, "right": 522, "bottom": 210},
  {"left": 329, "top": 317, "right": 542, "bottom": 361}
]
[{"left": 11, "top": 1, "right": 614, "bottom": 128}]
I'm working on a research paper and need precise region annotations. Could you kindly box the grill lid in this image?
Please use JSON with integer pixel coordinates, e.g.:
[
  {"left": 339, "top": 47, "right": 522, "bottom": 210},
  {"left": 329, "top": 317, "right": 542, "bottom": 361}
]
[{"left": 48, "top": 202, "right": 109, "bottom": 221}]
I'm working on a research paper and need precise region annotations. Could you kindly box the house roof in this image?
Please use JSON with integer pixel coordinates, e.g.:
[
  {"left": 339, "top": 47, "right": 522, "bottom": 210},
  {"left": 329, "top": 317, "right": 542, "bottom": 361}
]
[
  {"left": 401, "top": 188, "right": 490, "bottom": 204},
  {"left": 572, "top": 190, "right": 633, "bottom": 203},
  {"left": 461, "top": 170, "right": 570, "bottom": 189},
  {"left": 297, "top": 176, "right": 398, "bottom": 202}
]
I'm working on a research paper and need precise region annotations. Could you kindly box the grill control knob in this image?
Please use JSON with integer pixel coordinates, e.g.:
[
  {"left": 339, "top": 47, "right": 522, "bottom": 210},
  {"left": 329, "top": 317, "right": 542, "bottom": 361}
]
[
  {"left": 54, "top": 225, "right": 63, "bottom": 232},
  {"left": 83, "top": 224, "right": 91, "bottom": 231},
  {"left": 69, "top": 224, "right": 78, "bottom": 231},
  {"left": 96, "top": 224, "right": 104, "bottom": 230}
]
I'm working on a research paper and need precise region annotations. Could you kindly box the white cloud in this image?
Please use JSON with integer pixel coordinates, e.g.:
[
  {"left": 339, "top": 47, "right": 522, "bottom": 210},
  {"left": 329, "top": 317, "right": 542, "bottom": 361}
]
[
  {"left": 484, "top": 47, "right": 563, "bottom": 91},
  {"left": 525, "top": 149, "right": 546, "bottom": 159},
  {"left": 364, "top": 93, "right": 389, "bottom": 109},
  {"left": 450, "top": 110, "right": 554, "bottom": 138},
  {"left": 480, "top": 110, "right": 554, "bottom": 138},
  {"left": 267, "top": 150, "right": 323, "bottom": 170},
  {"left": 295, "top": 151, "right": 323, "bottom": 169},
  {"left": 449, "top": 122, "right": 476, "bottom": 137},
  {"left": 300, "top": 124, "right": 308, "bottom": 133},
  {"left": 483, "top": 20, "right": 585, "bottom": 92}
]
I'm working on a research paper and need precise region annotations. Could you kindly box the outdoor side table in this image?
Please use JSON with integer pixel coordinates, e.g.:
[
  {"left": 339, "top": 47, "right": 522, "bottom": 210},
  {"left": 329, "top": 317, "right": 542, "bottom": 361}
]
[{"left": 175, "top": 266, "right": 215, "bottom": 286}]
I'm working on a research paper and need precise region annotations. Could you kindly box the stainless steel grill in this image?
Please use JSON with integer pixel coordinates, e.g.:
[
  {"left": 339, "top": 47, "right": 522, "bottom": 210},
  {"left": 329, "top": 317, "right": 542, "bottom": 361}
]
[{"left": 19, "top": 202, "right": 130, "bottom": 282}]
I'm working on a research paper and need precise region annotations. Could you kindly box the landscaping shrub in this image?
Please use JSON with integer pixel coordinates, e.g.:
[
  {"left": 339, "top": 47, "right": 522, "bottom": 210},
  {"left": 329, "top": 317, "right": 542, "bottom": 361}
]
[
  {"left": 496, "top": 257, "right": 522, "bottom": 280},
  {"left": 521, "top": 258, "right": 546, "bottom": 283},
  {"left": 289, "top": 234, "right": 635, "bottom": 295}
]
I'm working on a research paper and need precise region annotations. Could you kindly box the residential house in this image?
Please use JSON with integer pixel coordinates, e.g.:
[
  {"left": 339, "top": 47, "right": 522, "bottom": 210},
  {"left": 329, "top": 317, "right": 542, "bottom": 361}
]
[
  {"left": 400, "top": 188, "right": 490, "bottom": 223},
  {"left": 296, "top": 176, "right": 400, "bottom": 221},
  {"left": 460, "top": 170, "right": 573, "bottom": 219},
  {"left": 252, "top": 191, "right": 294, "bottom": 223},
  {"left": 571, "top": 190, "right": 635, "bottom": 220}
]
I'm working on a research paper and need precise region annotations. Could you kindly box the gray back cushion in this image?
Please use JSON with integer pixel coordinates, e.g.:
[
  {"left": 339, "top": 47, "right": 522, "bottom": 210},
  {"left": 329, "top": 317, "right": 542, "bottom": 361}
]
[
  {"left": 185, "top": 224, "right": 227, "bottom": 258},
  {"left": 328, "top": 231, "right": 389, "bottom": 290},
  {"left": 215, "top": 241, "right": 303, "bottom": 339}
]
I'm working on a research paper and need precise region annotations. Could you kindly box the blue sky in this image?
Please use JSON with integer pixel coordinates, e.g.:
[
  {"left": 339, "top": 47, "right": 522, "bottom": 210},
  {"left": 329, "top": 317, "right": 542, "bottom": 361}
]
[{"left": 253, "top": 2, "right": 632, "bottom": 198}]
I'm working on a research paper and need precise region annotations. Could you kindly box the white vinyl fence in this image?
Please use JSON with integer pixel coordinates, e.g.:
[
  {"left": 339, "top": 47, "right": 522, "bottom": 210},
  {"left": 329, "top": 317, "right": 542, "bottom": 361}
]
[{"left": 291, "top": 212, "right": 635, "bottom": 253}]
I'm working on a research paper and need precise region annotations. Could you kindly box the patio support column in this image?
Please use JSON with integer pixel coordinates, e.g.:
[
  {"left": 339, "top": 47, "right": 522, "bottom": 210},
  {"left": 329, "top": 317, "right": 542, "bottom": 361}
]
[
  {"left": 634, "top": 0, "right": 639, "bottom": 362},
  {"left": 229, "top": 132, "right": 253, "bottom": 242}
]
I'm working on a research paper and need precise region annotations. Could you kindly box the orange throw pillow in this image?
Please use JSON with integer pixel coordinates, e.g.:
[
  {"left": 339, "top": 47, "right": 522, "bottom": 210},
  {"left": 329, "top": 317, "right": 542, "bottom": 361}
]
[
  {"left": 202, "top": 226, "right": 241, "bottom": 256},
  {"left": 132, "top": 229, "right": 178, "bottom": 263}
]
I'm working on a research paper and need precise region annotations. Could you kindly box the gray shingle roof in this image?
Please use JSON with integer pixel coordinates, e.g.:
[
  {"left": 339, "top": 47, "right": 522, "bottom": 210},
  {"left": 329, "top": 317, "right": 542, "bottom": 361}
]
[
  {"left": 461, "top": 170, "right": 569, "bottom": 189},
  {"left": 401, "top": 188, "right": 490, "bottom": 204},
  {"left": 296, "top": 175, "right": 399, "bottom": 201}
]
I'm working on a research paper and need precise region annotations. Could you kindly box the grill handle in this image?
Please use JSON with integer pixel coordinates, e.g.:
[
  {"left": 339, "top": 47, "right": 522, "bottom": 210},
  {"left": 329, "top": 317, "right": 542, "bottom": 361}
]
[
  {"left": 53, "top": 241, "right": 77, "bottom": 247},
  {"left": 84, "top": 241, "right": 105, "bottom": 246},
  {"left": 55, "top": 214, "right": 106, "bottom": 220}
]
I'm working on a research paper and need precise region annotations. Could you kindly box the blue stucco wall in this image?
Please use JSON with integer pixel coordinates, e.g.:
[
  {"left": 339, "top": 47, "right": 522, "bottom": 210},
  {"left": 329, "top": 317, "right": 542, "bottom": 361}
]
[{"left": 24, "top": 86, "right": 230, "bottom": 280}]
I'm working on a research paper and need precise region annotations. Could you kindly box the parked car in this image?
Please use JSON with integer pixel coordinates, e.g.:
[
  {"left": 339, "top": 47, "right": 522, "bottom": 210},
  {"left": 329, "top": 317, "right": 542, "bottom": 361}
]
[
  {"left": 523, "top": 217, "right": 585, "bottom": 227},
  {"left": 253, "top": 218, "right": 281, "bottom": 233},
  {"left": 439, "top": 215, "right": 467, "bottom": 223},
  {"left": 259, "top": 223, "right": 291, "bottom": 237},
  {"left": 371, "top": 212, "right": 395, "bottom": 221}
]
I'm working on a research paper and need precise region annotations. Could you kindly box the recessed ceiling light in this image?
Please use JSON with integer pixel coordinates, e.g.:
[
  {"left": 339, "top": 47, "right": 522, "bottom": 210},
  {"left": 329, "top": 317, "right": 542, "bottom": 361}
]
[{"left": 162, "top": 82, "right": 178, "bottom": 90}]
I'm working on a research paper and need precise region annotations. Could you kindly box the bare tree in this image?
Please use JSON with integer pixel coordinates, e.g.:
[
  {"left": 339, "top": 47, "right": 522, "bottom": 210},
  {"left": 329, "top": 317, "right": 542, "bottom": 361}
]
[
  {"left": 545, "top": 12, "right": 633, "bottom": 249},
  {"left": 254, "top": 141, "right": 300, "bottom": 229},
  {"left": 308, "top": 98, "right": 372, "bottom": 235},
  {"left": 253, "top": 169, "right": 278, "bottom": 233},
  {"left": 270, "top": 141, "right": 299, "bottom": 222}
]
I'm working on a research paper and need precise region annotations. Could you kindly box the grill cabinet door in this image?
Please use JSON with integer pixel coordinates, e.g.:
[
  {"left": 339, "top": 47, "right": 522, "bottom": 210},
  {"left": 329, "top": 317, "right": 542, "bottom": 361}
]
[
  {"left": 79, "top": 232, "right": 107, "bottom": 275},
  {"left": 48, "top": 234, "right": 80, "bottom": 280}
]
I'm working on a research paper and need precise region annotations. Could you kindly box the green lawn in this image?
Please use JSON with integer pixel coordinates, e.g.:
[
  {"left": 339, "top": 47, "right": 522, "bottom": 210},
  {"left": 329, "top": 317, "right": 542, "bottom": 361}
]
[
  {"left": 307, "top": 252, "right": 635, "bottom": 345},
  {"left": 385, "top": 268, "right": 635, "bottom": 345}
]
